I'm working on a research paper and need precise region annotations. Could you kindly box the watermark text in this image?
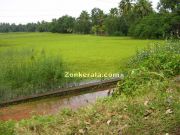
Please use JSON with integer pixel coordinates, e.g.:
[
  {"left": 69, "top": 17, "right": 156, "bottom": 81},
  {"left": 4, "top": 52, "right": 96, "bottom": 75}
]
[{"left": 65, "top": 72, "right": 123, "bottom": 78}]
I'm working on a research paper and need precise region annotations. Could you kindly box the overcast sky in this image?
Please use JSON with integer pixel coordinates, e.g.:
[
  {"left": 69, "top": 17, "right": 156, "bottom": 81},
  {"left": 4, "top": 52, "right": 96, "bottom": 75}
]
[{"left": 0, "top": 0, "right": 159, "bottom": 24}]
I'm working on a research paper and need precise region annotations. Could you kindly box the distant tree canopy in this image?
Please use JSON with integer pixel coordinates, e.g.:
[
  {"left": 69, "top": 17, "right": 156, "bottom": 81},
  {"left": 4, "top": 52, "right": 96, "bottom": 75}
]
[
  {"left": 0, "top": 0, "right": 179, "bottom": 39},
  {"left": 74, "top": 11, "right": 91, "bottom": 34},
  {"left": 158, "top": 0, "right": 179, "bottom": 12},
  {"left": 50, "top": 16, "right": 75, "bottom": 33},
  {"left": 105, "top": 8, "right": 128, "bottom": 36}
]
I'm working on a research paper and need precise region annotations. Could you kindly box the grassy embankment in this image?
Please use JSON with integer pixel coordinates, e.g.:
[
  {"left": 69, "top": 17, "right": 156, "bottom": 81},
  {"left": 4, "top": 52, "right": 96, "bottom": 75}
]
[
  {"left": 0, "top": 41, "right": 179, "bottom": 135},
  {"left": 0, "top": 33, "right": 160, "bottom": 102}
]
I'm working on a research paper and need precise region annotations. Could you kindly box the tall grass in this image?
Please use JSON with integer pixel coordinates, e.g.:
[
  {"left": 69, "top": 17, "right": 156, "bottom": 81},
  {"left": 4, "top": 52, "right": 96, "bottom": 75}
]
[{"left": 0, "top": 48, "right": 68, "bottom": 102}]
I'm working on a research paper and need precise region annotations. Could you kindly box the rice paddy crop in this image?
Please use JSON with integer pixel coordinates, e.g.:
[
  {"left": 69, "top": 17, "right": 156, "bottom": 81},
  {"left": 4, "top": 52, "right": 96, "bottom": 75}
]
[{"left": 0, "top": 32, "right": 161, "bottom": 102}]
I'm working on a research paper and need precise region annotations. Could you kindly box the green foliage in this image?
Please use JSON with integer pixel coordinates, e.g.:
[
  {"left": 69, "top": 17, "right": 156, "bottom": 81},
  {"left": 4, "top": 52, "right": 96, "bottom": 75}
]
[
  {"left": 158, "top": 0, "right": 179, "bottom": 12},
  {"left": 37, "top": 21, "right": 50, "bottom": 32},
  {"left": 19, "top": 115, "right": 57, "bottom": 129},
  {"left": 131, "top": 13, "right": 180, "bottom": 39},
  {"left": 74, "top": 11, "right": 91, "bottom": 34},
  {"left": 130, "top": 13, "right": 168, "bottom": 39},
  {"left": 0, "top": 33, "right": 151, "bottom": 73},
  {"left": 133, "top": 0, "right": 154, "bottom": 18},
  {"left": 60, "top": 108, "right": 74, "bottom": 116},
  {"left": 0, "top": 48, "right": 67, "bottom": 102},
  {"left": 128, "top": 41, "right": 180, "bottom": 76},
  {"left": 0, "top": 40, "right": 179, "bottom": 135},
  {"left": 115, "top": 67, "right": 166, "bottom": 95},
  {"left": 91, "top": 8, "right": 106, "bottom": 35},
  {"left": 119, "top": 0, "right": 133, "bottom": 15},
  {"left": 50, "top": 15, "right": 75, "bottom": 33},
  {"left": 105, "top": 13, "right": 128, "bottom": 36},
  {"left": 0, "top": 0, "right": 178, "bottom": 39},
  {"left": 0, "top": 33, "right": 157, "bottom": 102},
  {"left": 0, "top": 121, "right": 15, "bottom": 135},
  {"left": 116, "top": 41, "right": 180, "bottom": 95}
]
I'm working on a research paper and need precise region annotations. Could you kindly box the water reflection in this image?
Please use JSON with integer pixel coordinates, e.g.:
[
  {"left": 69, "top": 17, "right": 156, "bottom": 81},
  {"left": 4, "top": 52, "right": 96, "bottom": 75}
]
[{"left": 0, "top": 89, "right": 112, "bottom": 121}]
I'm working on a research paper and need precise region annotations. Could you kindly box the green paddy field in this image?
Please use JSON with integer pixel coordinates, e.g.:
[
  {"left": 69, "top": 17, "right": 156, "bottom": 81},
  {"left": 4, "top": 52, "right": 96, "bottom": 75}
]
[
  {"left": 0, "top": 32, "right": 161, "bottom": 101},
  {"left": 0, "top": 32, "right": 160, "bottom": 73}
]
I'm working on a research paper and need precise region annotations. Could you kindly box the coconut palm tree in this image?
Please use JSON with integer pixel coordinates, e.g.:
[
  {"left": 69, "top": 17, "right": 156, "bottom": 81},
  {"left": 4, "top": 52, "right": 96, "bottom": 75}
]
[
  {"left": 134, "top": 0, "right": 153, "bottom": 18},
  {"left": 109, "top": 8, "right": 119, "bottom": 17},
  {"left": 119, "top": 0, "right": 133, "bottom": 15}
]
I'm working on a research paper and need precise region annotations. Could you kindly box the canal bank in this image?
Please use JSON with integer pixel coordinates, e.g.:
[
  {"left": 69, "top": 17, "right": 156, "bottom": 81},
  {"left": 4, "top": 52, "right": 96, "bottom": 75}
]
[{"left": 0, "top": 78, "right": 121, "bottom": 121}]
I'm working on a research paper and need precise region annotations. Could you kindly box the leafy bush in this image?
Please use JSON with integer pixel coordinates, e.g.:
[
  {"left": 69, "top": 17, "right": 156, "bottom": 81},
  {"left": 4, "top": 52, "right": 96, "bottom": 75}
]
[
  {"left": 127, "top": 41, "right": 180, "bottom": 77},
  {"left": 115, "top": 67, "right": 166, "bottom": 95},
  {"left": 116, "top": 41, "right": 180, "bottom": 95}
]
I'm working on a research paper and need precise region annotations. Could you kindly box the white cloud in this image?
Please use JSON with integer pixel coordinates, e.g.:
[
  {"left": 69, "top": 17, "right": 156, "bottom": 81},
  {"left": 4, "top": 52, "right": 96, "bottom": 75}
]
[{"left": 0, "top": 0, "right": 159, "bottom": 24}]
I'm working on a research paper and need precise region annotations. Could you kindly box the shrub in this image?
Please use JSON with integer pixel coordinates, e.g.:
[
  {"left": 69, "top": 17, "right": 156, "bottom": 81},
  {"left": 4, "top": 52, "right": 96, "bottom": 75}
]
[
  {"left": 116, "top": 41, "right": 180, "bottom": 95},
  {"left": 127, "top": 41, "right": 180, "bottom": 77},
  {"left": 115, "top": 67, "right": 166, "bottom": 95}
]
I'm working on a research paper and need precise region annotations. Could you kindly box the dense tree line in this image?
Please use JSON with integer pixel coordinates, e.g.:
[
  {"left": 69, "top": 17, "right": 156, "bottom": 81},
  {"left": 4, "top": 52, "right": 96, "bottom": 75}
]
[{"left": 0, "top": 0, "right": 179, "bottom": 39}]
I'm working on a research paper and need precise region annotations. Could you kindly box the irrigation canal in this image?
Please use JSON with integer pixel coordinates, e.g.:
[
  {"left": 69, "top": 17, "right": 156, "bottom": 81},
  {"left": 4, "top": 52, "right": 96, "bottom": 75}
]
[{"left": 0, "top": 78, "right": 120, "bottom": 121}]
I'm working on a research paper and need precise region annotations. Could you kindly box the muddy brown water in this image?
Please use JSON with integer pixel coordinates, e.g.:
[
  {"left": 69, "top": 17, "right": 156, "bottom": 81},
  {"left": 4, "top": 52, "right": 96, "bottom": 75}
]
[{"left": 0, "top": 88, "right": 113, "bottom": 121}]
